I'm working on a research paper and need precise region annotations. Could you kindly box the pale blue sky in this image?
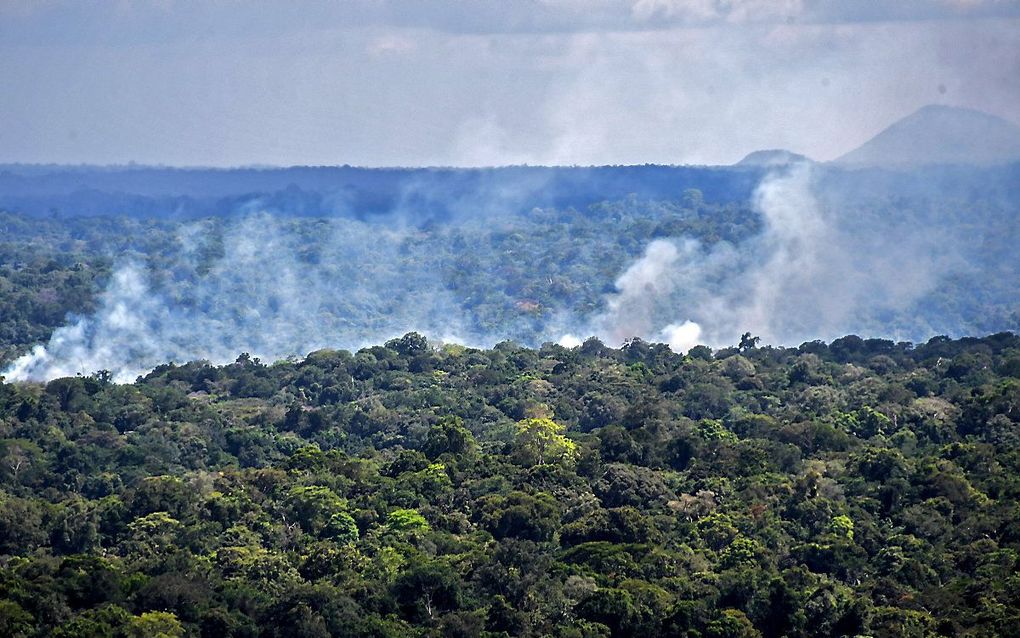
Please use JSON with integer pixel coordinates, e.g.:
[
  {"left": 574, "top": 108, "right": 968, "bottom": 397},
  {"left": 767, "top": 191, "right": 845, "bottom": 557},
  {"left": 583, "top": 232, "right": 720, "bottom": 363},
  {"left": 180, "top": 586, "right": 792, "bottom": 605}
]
[{"left": 2, "top": 0, "right": 1018, "bottom": 166}]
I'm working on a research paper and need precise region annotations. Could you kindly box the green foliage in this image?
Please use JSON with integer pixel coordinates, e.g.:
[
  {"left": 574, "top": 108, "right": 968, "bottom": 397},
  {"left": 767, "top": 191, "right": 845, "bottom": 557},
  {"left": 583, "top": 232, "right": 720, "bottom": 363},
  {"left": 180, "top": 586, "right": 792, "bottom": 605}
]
[
  {"left": 385, "top": 508, "right": 430, "bottom": 534},
  {"left": 697, "top": 418, "right": 738, "bottom": 442},
  {"left": 423, "top": 416, "right": 477, "bottom": 459},
  {"left": 706, "top": 609, "right": 762, "bottom": 638},
  {"left": 287, "top": 485, "right": 347, "bottom": 535},
  {"left": 836, "top": 406, "right": 893, "bottom": 438},
  {"left": 512, "top": 417, "right": 579, "bottom": 466},
  {"left": 0, "top": 600, "right": 33, "bottom": 638},
  {"left": 0, "top": 333, "right": 1018, "bottom": 636},
  {"left": 125, "top": 611, "right": 184, "bottom": 638},
  {"left": 829, "top": 514, "right": 855, "bottom": 541},
  {"left": 479, "top": 490, "right": 561, "bottom": 542},
  {"left": 325, "top": 512, "right": 359, "bottom": 545}
]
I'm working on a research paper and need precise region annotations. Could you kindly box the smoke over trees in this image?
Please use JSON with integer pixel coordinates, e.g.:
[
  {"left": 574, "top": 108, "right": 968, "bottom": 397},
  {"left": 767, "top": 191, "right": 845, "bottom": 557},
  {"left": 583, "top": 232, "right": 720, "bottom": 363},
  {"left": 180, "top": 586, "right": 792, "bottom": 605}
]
[{"left": 1, "top": 162, "right": 1018, "bottom": 382}]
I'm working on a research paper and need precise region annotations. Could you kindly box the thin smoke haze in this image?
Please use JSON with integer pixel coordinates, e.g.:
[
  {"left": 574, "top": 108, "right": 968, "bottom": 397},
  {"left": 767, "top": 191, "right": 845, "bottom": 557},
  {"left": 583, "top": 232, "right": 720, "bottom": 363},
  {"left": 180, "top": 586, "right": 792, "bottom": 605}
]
[
  {"left": 578, "top": 163, "right": 965, "bottom": 351},
  {"left": 4, "top": 164, "right": 980, "bottom": 383},
  {"left": 4, "top": 214, "right": 478, "bottom": 382}
]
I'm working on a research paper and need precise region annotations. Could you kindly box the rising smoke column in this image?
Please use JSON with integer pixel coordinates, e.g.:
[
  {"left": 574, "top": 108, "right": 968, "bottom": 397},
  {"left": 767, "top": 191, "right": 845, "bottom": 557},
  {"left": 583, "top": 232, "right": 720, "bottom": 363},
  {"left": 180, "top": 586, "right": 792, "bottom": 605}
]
[
  {"left": 2, "top": 213, "right": 476, "bottom": 383},
  {"left": 588, "top": 161, "right": 958, "bottom": 351},
  {"left": 715, "top": 161, "right": 834, "bottom": 345},
  {"left": 4, "top": 264, "right": 170, "bottom": 382},
  {"left": 3, "top": 214, "right": 325, "bottom": 383},
  {"left": 723, "top": 162, "right": 958, "bottom": 346}
]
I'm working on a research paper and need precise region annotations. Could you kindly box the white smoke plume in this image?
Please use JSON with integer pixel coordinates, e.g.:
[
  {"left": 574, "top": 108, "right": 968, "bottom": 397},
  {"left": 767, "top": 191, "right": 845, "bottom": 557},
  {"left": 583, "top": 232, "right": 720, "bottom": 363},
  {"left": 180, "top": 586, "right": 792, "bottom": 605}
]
[
  {"left": 588, "top": 162, "right": 960, "bottom": 351},
  {"left": 2, "top": 163, "right": 984, "bottom": 382},
  {"left": 600, "top": 238, "right": 682, "bottom": 344},
  {"left": 4, "top": 213, "right": 480, "bottom": 383}
]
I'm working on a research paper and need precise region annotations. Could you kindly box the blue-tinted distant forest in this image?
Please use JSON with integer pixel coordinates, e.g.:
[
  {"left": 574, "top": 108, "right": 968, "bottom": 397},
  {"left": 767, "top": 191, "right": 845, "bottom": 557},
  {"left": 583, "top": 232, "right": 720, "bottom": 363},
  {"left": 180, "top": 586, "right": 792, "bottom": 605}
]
[{"left": 0, "top": 162, "right": 1018, "bottom": 378}]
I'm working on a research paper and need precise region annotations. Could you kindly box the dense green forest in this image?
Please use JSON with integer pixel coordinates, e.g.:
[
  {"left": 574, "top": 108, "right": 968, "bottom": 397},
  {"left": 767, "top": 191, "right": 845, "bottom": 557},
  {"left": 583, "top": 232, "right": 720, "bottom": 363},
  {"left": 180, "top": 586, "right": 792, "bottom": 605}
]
[{"left": 1, "top": 331, "right": 1019, "bottom": 637}]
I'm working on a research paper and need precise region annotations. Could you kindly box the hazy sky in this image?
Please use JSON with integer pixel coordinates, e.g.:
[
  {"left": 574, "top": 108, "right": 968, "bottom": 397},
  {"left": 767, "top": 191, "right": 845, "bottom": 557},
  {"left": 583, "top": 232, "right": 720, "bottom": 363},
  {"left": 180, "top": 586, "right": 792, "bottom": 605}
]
[{"left": 2, "top": 0, "right": 1019, "bottom": 167}]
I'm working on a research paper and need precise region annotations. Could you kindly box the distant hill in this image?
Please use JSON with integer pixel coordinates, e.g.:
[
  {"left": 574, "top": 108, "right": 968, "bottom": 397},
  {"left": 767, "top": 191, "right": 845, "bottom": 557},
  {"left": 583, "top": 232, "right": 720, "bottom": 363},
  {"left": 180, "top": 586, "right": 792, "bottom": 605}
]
[
  {"left": 736, "top": 149, "right": 811, "bottom": 167},
  {"left": 835, "top": 104, "right": 1020, "bottom": 168}
]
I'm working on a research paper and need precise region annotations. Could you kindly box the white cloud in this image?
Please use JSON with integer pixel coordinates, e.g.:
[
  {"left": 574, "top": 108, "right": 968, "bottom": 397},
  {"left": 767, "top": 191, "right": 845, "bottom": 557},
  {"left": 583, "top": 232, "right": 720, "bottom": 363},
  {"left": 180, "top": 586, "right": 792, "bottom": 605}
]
[
  {"left": 367, "top": 32, "right": 417, "bottom": 55},
  {"left": 0, "top": 3, "right": 1017, "bottom": 166},
  {"left": 631, "top": 0, "right": 805, "bottom": 24},
  {"left": 659, "top": 320, "right": 703, "bottom": 353}
]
